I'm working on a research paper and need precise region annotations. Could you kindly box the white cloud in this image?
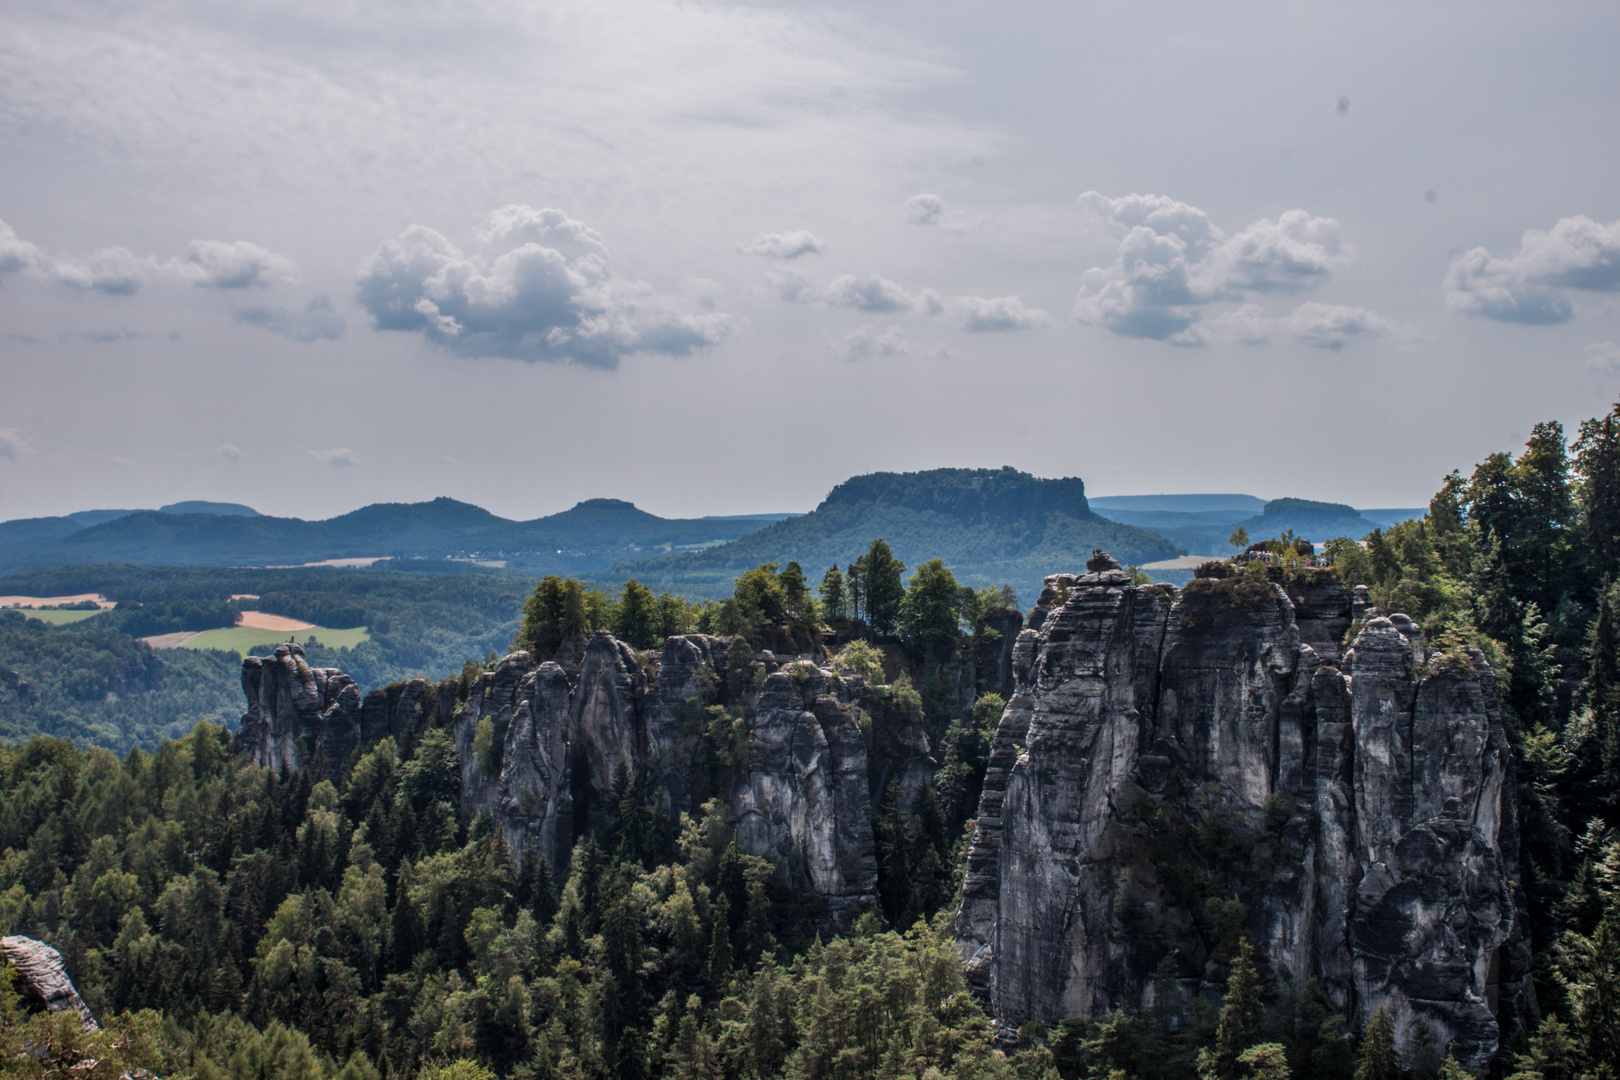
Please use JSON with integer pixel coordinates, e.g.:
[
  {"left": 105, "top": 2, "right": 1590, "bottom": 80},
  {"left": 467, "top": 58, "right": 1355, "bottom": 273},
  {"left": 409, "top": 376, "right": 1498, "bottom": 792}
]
[
  {"left": 233, "top": 296, "right": 347, "bottom": 342},
  {"left": 1073, "top": 192, "right": 1349, "bottom": 341},
  {"left": 1211, "top": 211, "right": 1347, "bottom": 294},
  {"left": 905, "top": 193, "right": 944, "bottom": 225},
  {"left": 1587, "top": 341, "right": 1620, "bottom": 373},
  {"left": 180, "top": 239, "right": 296, "bottom": 289},
  {"left": 0, "top": 219, "right": 46, "bottom": 279},
  {"left": 310, "top": 448, "right": 359, "bottom": 467},
  {"left": 0, "top": 428, "right": 34, "bottom": 460},
  {"left": 955, "top": 295, "right": 1053, "bottom": 332},
  {"left": 1445, "top": 215, "right": 1620, "bottom": 325},
  {"left": 0, "top": 218, "right": 296, "bottom": 296},
  {"left": 738, "top": 230, "right": 825, "bottom": 258},
  {"left": 217, "top": 443, "right": 243, "bottom": 462},
  {"left": 823, "top": 273, "right": 916, "bottom": 312},
  {"left": 1213, "top": 301, "right": 1404, "bottom": 350},
  {"left": 50, "top": 247, "right": 149, "bottom": 294},
  {"left": 355, "top": 205, "right": 730, "bottom": 367},
  {"left": 830, "top": 325, "right": 947, "bottom": 361},
  {"left": 774, "top": 270, "right": 931, "bottom": 313}
]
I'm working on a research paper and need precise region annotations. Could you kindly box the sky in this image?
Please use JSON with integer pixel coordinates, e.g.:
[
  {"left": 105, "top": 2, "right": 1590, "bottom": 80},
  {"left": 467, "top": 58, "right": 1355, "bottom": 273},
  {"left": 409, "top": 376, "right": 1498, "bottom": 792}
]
[{"left": 1, "top": 0, "right": 1618, "bottom": 522}]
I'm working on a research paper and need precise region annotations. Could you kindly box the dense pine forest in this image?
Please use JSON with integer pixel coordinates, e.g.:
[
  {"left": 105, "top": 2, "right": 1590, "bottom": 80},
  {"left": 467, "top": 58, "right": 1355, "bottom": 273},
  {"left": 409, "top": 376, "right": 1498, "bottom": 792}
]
[{"left": 4, "top": 401, "right": 1620, "bottom": 1080}]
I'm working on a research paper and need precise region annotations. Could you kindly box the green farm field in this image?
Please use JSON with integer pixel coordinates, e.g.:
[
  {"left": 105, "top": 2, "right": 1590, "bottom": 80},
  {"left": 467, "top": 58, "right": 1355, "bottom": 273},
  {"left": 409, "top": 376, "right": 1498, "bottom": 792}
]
[{"left": 11, "top": 608, "right": 108, "bottom": 625}]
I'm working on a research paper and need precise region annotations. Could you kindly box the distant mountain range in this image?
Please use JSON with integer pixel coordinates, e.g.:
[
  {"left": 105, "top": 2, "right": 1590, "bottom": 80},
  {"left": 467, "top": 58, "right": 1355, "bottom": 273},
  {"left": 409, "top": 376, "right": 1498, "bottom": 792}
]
[
  {"left": 0, "top": 498, "right": 783, "bottom": 577},
  {"left": 601, "top": 467, "right": 1179, "bottom": 604},
  {"left": 0, "top": 480, "right": 1425, "bottom": 597},
  {"left": 1089, "top": 493, "right": 1425, "bottom": 557}
]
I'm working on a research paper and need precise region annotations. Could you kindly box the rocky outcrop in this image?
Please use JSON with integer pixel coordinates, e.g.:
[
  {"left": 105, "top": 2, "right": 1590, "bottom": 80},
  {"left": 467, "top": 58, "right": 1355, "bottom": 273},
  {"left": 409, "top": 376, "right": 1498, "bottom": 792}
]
[
  {"left": 237, "top": 644, "right": 363, "bottom": 777},
  {"left": 446, "top": 631, "right": 876, "bottom": 921},
  {"left": 242, "top": 632, "right": 880, "bottom": 924},
  {"left": 955, "top": 553, "right": 1531, "bottom": 1071},
  {"left": 2, "top": 935, "right": 97, "bottom": 1029},
  {"left": 237, "top": 643, "right": 455, "bottom": 781}
]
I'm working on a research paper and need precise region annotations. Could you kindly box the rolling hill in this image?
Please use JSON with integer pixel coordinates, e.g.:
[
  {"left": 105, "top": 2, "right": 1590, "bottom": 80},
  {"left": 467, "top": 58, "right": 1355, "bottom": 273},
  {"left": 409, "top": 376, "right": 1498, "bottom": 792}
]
[{"left": 0, "top": 497, "right": 782, "bottom": 576}]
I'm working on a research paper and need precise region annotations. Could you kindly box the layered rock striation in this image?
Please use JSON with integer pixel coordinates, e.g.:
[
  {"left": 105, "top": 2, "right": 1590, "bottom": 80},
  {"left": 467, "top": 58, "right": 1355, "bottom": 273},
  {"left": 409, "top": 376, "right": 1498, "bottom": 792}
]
[
  {"left": 2, "top": 935, "right": 97, "bottom": 1029},
  {"left": 956, "top": 553, "right": 1531, "bottom": 1070}
]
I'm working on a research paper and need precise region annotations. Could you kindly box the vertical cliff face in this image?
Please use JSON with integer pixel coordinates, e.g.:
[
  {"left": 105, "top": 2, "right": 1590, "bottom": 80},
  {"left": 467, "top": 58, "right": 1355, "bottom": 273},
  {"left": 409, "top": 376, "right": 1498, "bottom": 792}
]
[
  {"left": 239, "top": 642, "right": 455, "bottom": 781},
  {"left": 238, "top": 643, "right": 364, "bottom": 778},
  {"left": 240, "top": 633, "right": 880, "bottom": 924},
  {"left": 955, "top": 554, "right": 1531, "bottom": 1071}
]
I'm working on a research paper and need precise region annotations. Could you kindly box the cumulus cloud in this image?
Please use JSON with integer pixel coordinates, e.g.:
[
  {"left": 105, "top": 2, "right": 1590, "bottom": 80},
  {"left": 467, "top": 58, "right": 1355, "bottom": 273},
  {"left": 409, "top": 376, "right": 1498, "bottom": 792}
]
[
  {"left": 0, "top": 217, "right": 296, "bottom": 296},
  {"left": 1445, "top": 215, "right": 1620, "bottom": 325},
  {"left": 738, "top": 230, "right": 825, "bottom": 258},
  {"left": 905, "top": 193, "right": 945, "bottom": 226},
  {"left": 180, "top": 240, "right": 296, "bottom": 289},
  {"left": 772, "top": 269, "right": 936, "bottom": 314},
  {"left": 51, "top": 248, "right": 149, "bottom": 295},
  {"left": 0, "top": 220, "right": 47, "bottom": 280},
  {"left": 830, "top": 325, "right": 948, "bottom": 362},
  {"left": 310, "top": 448, "right": 359, "bottom": 467},
  {"left": 1588, "top": 341, "right": 1620, "bottom": 373},
  {"left": 823, "top": 273, "right": 917, "bottom": 312},
  {"left": 217, "top": 443, "right": 243, "bottom": 462},
  {"left": 955, "top": 295, "right": 1052, "bottom": 333},
  {"left": 0, "top": 428, "right": 34, "bottom": 460},
  {"left": 233, "top": 296, "right": 347, "bottom": 342},
  {"left": 1073, "top": 192, "right": 1350, "bottom": 342},
  {"left": 355, "top": 205, "right": 730, "bottom": 367},
  {"left": 1213, "top": 302, "right": 1404, "bottom": 350}
]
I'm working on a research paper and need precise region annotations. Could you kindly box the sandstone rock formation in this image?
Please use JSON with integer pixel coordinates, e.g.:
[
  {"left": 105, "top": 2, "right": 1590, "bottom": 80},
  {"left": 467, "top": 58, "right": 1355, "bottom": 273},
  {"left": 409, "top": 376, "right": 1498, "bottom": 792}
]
[
  {"left": 2, "top": 934, "right": 97, "bottom": 1029},
  {"left": 956, "top": 552, "right": 1531, "bottom": 1071},
  {"left": 237, "top": 643, "right": 456, "bottom": 781},
  {"left": 240, "top": 631, "right": 879, "bottom": 925}
]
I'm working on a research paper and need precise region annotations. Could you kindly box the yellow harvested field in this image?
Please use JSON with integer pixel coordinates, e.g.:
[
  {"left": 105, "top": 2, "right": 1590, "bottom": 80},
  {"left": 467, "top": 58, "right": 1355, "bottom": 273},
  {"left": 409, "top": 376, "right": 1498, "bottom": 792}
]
[
  {"left": 0, "top": 592, "right": 115, "bottom": 609},
  {"left": 237, "top": 611, "right": 316, "bottom": 631},
  {"left": 1141, "top": 555, "right": 1225, "bottom": 570},
  {"left": 172, "top": 624, "right": 369, "bottom": 653}
]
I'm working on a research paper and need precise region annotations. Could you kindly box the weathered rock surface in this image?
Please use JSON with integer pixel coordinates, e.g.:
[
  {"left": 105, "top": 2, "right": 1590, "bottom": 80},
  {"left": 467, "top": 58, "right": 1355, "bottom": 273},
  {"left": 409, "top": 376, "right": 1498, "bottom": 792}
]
[
  {"left": 956, "top": 554, "right": 1531, "bottom": 1071},
  {"left": 2, "top": 934, "right": 97, "bottom": 1028},
  {"left": 242, "top": 632, "right": 880, "bottom": 924},
  {"left": 237, "top": 643, "right": 455, "bottom": 781}
]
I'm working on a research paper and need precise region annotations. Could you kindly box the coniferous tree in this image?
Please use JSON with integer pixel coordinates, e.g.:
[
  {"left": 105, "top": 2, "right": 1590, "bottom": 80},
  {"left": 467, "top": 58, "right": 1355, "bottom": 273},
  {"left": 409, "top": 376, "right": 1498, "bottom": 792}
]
[
  {"left": 861, "top": 539, "right": 906, "bottom": 635},
  {"left": 1199, "top": 937, "right": 1262, "bottom": 1080},
  {"left": 818, "top": 566, "right": 847, "bottom": 623},
  {"left": 898, "top": 558, "right": 962, "bottom": 663},
  {"left": 1354, "top": 1007, "right": 1399, "bottom": 1080}
]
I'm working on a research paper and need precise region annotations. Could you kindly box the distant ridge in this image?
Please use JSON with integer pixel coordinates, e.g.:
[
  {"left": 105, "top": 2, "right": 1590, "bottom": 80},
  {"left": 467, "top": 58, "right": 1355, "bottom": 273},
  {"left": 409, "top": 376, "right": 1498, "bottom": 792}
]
[
  {"left": 0, "top": 497, "right": 783, "bottom": 577},
  {"left": 1088, "top": 493, "right": 1265, "bottom": 513}
]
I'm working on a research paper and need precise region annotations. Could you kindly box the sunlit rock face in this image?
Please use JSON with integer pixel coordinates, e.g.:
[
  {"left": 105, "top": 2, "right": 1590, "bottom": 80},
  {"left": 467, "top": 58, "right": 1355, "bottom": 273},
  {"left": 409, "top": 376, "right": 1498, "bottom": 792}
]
[{"left": 955, "top": 553, "right": 1531, "bottom": 1072}]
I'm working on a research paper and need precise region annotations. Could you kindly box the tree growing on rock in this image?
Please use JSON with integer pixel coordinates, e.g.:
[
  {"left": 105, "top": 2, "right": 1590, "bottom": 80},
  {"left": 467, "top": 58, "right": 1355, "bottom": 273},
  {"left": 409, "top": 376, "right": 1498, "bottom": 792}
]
[
  {"left": 818, "top": 565, "right": 848, "bottom": 623},
  {"left": 861, "top": 539, "right": 906, "bottom": 635},
  {"left": 899, "top": 558, "right": 962, "bottom": 663}
]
